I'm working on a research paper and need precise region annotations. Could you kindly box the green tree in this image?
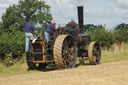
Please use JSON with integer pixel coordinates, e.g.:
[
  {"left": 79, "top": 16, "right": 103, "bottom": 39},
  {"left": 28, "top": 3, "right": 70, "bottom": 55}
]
[
  {"left": 0, "top": 21, "right": 4, "bottom": 34},
  {"left": 2, "top": 0, "right": 52, "bottom": 32},
  {"left": 19, "top": 0, "right": 52, "bottom": 24},
  {"left": 115, "top": 23, "right": 128, "bottom": 30},
  {"left": 113, "top": 23, "right": 128, "bottom": 44},
  {"left": 86, "top": 25, "right": 114, "bottom": 48},
  {"left": 2, "top": 5, "right": 25, "bottom": 32}
]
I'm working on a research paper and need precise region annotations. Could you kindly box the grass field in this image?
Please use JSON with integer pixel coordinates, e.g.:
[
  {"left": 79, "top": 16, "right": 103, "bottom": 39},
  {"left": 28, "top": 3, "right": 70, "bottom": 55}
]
[
  {"left": 0, "top": 44, "right": 128, "bottom": 77},
  {"left": 1, "top": 59, "right": 128, "bottom": 85}
]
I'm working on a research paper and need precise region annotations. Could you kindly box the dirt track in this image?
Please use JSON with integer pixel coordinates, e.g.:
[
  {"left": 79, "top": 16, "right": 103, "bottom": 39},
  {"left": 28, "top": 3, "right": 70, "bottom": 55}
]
[{"left": 0, "top": 60, "right": 128, "bottom": 85}]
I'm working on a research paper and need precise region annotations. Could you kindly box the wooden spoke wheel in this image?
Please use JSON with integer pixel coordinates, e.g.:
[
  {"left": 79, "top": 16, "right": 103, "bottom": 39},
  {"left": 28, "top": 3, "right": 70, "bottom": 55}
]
[
  {"left": 54, "top": 35, "right": 77, "bottom": 69},
  {"left": 88, "top": 42, "right": 101, "bottom": 65}
]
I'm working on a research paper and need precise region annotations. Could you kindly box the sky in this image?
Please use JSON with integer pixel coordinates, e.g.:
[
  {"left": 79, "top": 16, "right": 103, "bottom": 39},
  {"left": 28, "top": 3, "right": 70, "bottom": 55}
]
[{"left": 0, "top": 0, "right": 128, "bottom": 28}]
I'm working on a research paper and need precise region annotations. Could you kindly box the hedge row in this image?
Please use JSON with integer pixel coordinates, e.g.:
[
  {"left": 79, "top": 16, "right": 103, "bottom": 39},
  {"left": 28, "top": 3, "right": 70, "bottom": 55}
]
[
  {"left": 0, "top": 31, "right": 25, "bottom": 59},
  {"left": 85, "top": 24, "right": 128, "bottom": 48}
]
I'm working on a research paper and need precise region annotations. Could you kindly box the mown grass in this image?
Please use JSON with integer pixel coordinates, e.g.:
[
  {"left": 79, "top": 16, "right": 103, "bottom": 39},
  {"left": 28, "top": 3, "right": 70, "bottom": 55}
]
[{"left": 0, "top": 44, "right": 128, "bottom": 77}]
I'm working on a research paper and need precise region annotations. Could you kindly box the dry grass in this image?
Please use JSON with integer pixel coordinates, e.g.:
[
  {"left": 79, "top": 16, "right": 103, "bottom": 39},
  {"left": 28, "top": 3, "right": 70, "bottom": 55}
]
[
  {"left": 0, "top": 60, "right": 128, "bottom": 85},
  {"left": 101, "top": 43, "right": 128, "bottom": 63}
]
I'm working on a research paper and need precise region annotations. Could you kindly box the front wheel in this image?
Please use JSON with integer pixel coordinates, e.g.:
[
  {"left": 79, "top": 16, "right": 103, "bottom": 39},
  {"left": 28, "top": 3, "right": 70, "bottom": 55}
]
[{"left": 88, "top": 42, "right": 101, "bottom": 65}]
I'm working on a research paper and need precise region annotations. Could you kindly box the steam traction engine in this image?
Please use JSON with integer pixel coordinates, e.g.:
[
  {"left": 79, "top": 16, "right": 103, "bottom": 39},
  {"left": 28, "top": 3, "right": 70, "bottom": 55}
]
[{"left": 26, "top": 6, "right": 101, "bottom": 70}]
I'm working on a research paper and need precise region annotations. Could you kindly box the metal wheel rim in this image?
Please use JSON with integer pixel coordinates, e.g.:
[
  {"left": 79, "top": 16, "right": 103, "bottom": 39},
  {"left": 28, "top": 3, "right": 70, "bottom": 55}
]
[
  {"left": 62, "top": 36, "right": 77, "bottom": 68},
  {"left": 88, "top": 42, "right": 101, "bottom": 65},
  {"left": 93, "top": 43, "right": 101, "bottom": 64}
]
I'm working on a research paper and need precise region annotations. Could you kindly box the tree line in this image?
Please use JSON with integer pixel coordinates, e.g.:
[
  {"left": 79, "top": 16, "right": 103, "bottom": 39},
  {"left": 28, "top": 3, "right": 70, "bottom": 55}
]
[{"left": 85, "top": 23, "right": 128, "bottom": 49}]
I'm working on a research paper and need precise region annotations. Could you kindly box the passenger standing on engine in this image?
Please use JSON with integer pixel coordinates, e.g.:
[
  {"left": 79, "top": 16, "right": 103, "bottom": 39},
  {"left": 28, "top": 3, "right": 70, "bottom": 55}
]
[
  {"left": 25, "top": 19, "right": 37, "bottom": 52},
  {"left": 44, "top": 20, "right": 59, "bottom": 43}
]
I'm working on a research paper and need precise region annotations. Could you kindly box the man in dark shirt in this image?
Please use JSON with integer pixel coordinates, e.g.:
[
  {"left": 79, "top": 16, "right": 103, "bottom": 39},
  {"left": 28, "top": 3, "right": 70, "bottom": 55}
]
[
  {"left": 44, "top": 20, "right": 59, "bottom": 43},
  {"left": 25, "top": 19, "right": 37, "bottom": 52},
  {"left": 25, "top": 21, "right": 36, "bottom": 33}
]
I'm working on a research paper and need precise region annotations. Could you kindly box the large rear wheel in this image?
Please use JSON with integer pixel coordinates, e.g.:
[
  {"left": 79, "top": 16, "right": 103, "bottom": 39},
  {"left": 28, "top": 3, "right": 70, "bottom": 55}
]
[
  {"left": 88, "top": 42, "right": 101, "bottom": 65},
  {"left": 54, "top": 35, "right": 77, "bottom": 69}
]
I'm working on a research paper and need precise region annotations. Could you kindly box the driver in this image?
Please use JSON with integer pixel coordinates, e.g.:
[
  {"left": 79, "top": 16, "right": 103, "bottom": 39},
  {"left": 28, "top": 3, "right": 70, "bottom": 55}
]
[
  {"left": 44, "top": 20, "right": 59, "bottom": 43},
  {"left": 66, "top": 19, "right": 80, "bottom": 32}
]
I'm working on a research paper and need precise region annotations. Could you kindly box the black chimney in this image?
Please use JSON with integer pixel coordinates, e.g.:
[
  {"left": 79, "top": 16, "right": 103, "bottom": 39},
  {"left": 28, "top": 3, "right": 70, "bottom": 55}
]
[{"left": 77, "top": 6, "right": 84, "bottom": 31}]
